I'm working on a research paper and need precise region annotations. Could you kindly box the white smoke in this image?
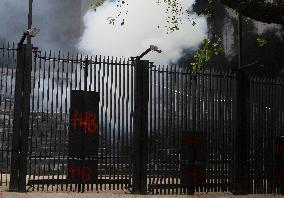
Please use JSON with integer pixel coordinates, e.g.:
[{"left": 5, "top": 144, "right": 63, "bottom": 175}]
[{"left": 78, "top": 0, "right": 207, "bottom": 65}]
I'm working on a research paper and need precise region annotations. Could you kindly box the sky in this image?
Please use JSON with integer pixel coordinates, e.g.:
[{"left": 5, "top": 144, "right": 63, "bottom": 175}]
[{"left": 0, "top": 0, "right": 81, "bottom": 52}]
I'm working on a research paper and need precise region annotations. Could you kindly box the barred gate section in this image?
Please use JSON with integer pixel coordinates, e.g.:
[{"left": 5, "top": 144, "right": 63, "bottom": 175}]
[
  {"left": 26, "top": 51, "right": 135, "bottom": 191},
  {"left": 248, "top": 78, "right": 284, "bottom": 194},
  {"left": 147, "top": 66, "right": 235, "bottom": 194},
  {"left": 0, "top": 43, "right": 16, "bottom": 187},
  {"left": 1, "top": 42, "right": 284, "bottom": 194}
]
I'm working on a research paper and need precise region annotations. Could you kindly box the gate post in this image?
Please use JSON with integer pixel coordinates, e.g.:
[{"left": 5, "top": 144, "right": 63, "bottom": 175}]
[
  {"left": 9, "top": 44, "right": 32, "bottom": 192},
  {"left": 233, "top": 69, "right": 250, "bottom": 194},
  {"left": 232, "top": 13, "right": 249, "bottom": 195},
  {"left": 132, "top": 59, "right": 149, "bottom": 195}
]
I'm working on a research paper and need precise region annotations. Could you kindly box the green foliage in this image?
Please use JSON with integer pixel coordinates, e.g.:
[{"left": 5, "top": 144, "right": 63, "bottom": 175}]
[
  {"left": 256, "top": 37, "right": 267, "bottom": 47},
  {"left": 107, "top": 17, "right": 116, "bottom": 25},
  {"left": 191, "top": 37, "right": 224, "bottom": 70},
  {"left": 91, "top": 0, "right": 104, "bottom": 11}
]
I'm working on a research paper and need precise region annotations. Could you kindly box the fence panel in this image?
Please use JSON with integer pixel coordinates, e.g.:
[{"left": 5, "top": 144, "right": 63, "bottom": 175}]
[
  {"left": 0, "top": 43, "right": 16, "bottom": 188},
  {"left": 25, "top": 51, "right": 135, "bottom": 192},
  {"left": 147, "top": 66, "right": 235, "bottom": 194},
  {"left": 248, "top": 77, "right": 284, "bottom": 194},
  {"left": 1, "top": 42, "right": 284, "bottom": 194}
]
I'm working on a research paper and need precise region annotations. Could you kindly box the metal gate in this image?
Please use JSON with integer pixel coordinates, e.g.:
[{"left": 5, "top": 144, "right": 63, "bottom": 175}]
[
  {"left": 146, "top": 66, "right": 235, "bottom": 194},
  {"left": 25, "top": 52, "right": 136, "bottom": 192},
  {"left": 1, "top": 42, "right": 284, "bottom": 194}
]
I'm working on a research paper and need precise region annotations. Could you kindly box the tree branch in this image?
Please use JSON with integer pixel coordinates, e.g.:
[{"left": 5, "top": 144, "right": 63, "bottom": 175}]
[{"left": 221, "top": 0, "right": 284, "bottom": 24}]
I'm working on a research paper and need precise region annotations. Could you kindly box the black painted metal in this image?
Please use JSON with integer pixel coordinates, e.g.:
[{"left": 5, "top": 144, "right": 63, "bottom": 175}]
[
  {"left": 9, "top": 44, "right": 32, "bottom": 192},
  {"left": 1, "top": 43, "right": 284, "bottom": 194},
  {"left": 132, "top": 59, "right": 149, "bottom": 195}
]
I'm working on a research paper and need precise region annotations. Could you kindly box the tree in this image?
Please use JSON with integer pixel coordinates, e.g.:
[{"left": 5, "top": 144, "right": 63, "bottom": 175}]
[{"left": 221, "top": 0, "right": 284, "bottom": 25}]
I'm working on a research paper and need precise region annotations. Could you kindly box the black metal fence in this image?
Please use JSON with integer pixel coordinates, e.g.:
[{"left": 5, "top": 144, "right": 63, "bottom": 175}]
[
  {"left": 26, "top": 49, "right": 136, "bottom": 192},
  {"left": 0, "top": 42, "right": 284, "bottom": 194},
  {"left": 0, "top": 43, "right": 16, "bottom": 187},
  {"left": 147, "top": 67, "right": 235, "bottom": 194}
]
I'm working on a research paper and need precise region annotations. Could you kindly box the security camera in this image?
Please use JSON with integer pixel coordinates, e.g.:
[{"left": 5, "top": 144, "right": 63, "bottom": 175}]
[
  {"left": 150, "top": 45, "right": 162, "bottom": 53},
  {"left": 26, "top": 28, "right": 40, "bottom": 37}
]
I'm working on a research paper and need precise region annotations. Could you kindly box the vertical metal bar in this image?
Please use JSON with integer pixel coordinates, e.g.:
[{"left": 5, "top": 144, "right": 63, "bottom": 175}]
[
  {"left": 84, "top": 57, "right": 88, "bottom": 92},
  {"left": 229, "top": 71, "right": 233, "bottom": 193},
  {"left": 28, "top": 45, "right": 36, "bottom": 184},
  {"left": 110, "top": 56, "right": 114, "bottom": 190},
  {"left": 250, "top": 78, "right": 256, "bottom": 194},
  {"left": 118, "top": 59, "right": 124, "bottom": 189},
  {"left": 117, "top": 58, "right": 121, "bottom": 190},
  {"left": 122, "top": 58, "right": 130, "bottom": 188},
  {"left": 103, "top": 56, "right": 107, "bottom": 191},
  {"left": 161, "top": 65, "right": 165, "bottom": 195},
  {"left": 147, "top": 63, "right": 154, "bottom": 191},
  {"left": 98, "top": 55, "right": 103, "bottom": 191},
  {"left": 217, "top": 72, "right": 221, "bottom": 191},
  {"left": 128, "top": 59, "right": 132, "bottom": 191},
  {"left": 152, "top": 64, "right": 157, "bottom": 194},
  {"left": 175, "top": 66, "right": 179, "bottom": 194},
  {"left": 212, "top": 71, "right": 216, "bottom": 192},
  {"left": 205, "top": 71, "right": 210, "bottom": 192},
  {"left": 59, "top": 53, "right": 64, "bottom": 191},
  {"left": 201, "top": 69, "right": 206, "bottom": 193},
  {"left": 209, "top": 69, "right": 214, "bottom": 192},
  {"left": 106, "top": 56, "right": 111, "bottom": 191},
  {"left": 263, "top": 80, "right": 268, "bottom": 194},
  {"left": 158, "top": 65, "right": 161, "bottom": 195}
]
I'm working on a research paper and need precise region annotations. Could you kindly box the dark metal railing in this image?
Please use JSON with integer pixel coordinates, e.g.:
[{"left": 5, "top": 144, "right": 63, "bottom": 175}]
[{"left": 0, "top": 42, "right": 284, "bottom": 194}]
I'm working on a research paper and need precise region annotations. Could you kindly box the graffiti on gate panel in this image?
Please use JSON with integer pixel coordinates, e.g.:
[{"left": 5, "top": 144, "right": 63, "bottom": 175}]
[
  {"left": 67, "top": 159, "right": 98, "bottom": 184},
  {"left": 68, "top": 90, "right": 99, "bottom": 157},
  {"left": 181, "top": 131, "right": 206, "bottom": 187},
  {"left": 72, "top": 110, "right": 98, "bottom": 134},
  {"left": 275, "top": 136, "right": 284, "bottom": 190},
  {"left": 68, "top": 90, "right": 99, "bottom": 184}
]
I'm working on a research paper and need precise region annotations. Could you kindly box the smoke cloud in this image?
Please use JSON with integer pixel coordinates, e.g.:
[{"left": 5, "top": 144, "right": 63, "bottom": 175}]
[
  {"left": 78, "top": 0, "right": 207, "bottom": 65},
  {"left": 0, "top": 0, "right": 82, "bottom": 52}
]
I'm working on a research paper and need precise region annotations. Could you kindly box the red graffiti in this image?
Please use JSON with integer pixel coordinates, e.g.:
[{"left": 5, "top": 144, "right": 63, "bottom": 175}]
[
  {"left": 183, "top": 135, "right": 202, "bottom": 147},
  {"left": 70, "top": 162, "right": 92, "bottom": 183},
  {"left": 72, "top": 109, "right": 98, "bottom": 134},
  {"left": 184, "top": 167, "right": 204, "bottom": 184},
  {"left": 276, "top": 143, "right": 284, "bottom": 155},
  {"left": 0, "top": 192, "right": 2, "bottom": 198}
]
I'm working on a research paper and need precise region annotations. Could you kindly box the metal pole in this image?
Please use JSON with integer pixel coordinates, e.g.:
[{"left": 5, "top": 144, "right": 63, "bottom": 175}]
[
  {"left": 233, "top": 13, "right": 249, "bottom": 195},
  {"left": 238, "top": 14, "right": 243, "bottom": 69},
  {"left": 84, "top": 57, "right": 88, "bottom": 92},
  {"left": 27, "top": 0, "right": 33, "bottom": 44},
  {"left": 132, "top": 59, "right": 149, "bottom": 194}
]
